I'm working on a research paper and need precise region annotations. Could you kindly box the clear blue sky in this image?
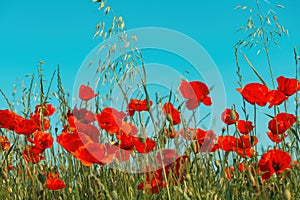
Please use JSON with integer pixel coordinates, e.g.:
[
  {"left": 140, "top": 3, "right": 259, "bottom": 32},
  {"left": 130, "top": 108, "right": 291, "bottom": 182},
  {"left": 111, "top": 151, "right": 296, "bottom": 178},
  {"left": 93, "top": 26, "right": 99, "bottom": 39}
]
[{"left": 0, "top": 1, "right": 299, "bottom": 145}]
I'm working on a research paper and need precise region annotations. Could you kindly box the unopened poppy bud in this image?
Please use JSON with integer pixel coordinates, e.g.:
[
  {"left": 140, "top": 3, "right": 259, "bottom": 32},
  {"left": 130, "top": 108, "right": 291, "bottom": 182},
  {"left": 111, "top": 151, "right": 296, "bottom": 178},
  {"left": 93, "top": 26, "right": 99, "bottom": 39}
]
[
  {"left": 221, "top": 108, "right": 239, "bottom": 125},
  {"left": 166, "top": 114, "right": 173, "bottom": 123}
]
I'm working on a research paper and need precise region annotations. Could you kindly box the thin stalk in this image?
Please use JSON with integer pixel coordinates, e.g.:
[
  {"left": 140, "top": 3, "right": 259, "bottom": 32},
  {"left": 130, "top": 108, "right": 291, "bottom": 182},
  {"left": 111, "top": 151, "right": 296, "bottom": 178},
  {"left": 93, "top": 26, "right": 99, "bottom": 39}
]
[{"left": 255, "top": 0, "right": 275, "bottom": 88}]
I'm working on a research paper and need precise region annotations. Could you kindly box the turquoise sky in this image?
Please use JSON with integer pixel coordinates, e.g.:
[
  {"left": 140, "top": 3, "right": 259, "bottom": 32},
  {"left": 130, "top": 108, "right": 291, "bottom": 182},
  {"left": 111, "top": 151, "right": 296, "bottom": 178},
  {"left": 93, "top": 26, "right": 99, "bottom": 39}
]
[{"left": 0, "top": 1, "right": 299, "bottom": 146}]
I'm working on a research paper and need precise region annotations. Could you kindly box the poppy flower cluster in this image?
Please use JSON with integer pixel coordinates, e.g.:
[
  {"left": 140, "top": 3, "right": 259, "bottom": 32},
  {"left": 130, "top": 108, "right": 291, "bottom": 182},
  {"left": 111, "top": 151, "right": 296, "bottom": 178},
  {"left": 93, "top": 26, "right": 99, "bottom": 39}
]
[
  {"left": 23, "top": 131, "right": 54, "bottom": 163},
  {"left": 221, "top": 108, "right": 255, "bottom": 135},
  {"left": 214, "top": 135, "right": 258, "bottom": 158},
  {"left": 179, "top": 128, "right": 216, "bottom": 153},
  {"left": 96, "top": 106, "right": 156, "bottom": 154},
  {"left": 0, "top": 109, "right": 38, "bottom": 135},
  {"left": 58, "top": 110, "right": 119, "bottom": 166},
  {"left": 237, "top": 76, "right": 300, "bottom": 108},
  {"left": 0, "top": 104, "right": 55, "bottom": 164},
  {"left": 218, "top": 108, "right": 256, "bottom": 157},
  {"left": 1, "top": 71, "right": 296, "bottom": 196},
  {"left": 57, "top": 85, "right": 159, "bottom": 166}
]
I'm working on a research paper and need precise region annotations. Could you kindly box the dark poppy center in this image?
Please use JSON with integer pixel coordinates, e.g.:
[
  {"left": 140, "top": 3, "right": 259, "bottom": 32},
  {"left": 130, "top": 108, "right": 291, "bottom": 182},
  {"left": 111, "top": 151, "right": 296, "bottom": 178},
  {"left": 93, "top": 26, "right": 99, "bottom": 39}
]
[{"left": 272, "top": 162, "right": 280, "bottom": 171}]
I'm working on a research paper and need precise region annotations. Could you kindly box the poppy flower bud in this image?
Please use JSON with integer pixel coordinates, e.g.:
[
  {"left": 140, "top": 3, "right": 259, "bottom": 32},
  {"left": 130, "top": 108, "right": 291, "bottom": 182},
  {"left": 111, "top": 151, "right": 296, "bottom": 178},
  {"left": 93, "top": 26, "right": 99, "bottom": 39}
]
[
  {"left": 166, "top": 114, "right": 173, "bottom": 123},
  {"left": 221, "top": 109, "right": 239, "bottom": 125}
]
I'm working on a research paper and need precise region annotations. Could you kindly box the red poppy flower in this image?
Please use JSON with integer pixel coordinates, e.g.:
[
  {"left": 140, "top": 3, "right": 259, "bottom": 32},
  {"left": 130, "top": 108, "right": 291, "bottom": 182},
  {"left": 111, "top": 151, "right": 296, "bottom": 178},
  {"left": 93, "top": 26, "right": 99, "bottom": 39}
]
[
  {"left": 14, "top": 118, "right": 39, "bottom": 135},
  {"left": 237, "top": 83, "right": 269, "bottom": 106},
  {"left": 117, "top": 132, "right": 136, "bottom": 151},
  {"left": 45, "top": 172, "right": 66, "bottom": 190},
  {"left": 217, "top": 135, "right": 257, "bottom": 158},
  {"left": 56, "top": 128, "right": 91, "bottom": 154},
  {"left": 135, "top": 137, "right": 156, "bottom": 154},
  {"left": 127, "top": 99, "right": 152, "bottom": 116},
  {"left": 74, "top": 143, "right": 106, "bottom": 166},
  {"left": 237, "top": 120, "right": 254, "bottom": 135},
  {"left": 268, "top": 113, "right": 296, "bottom": 134},
  {"left": 28, "top": 131, "right": 53, "bottom": 151},
  {"left": 217, "top": 136, "right": 237, "bottom": 152},
  {"left": 79, "top": 84, "right": 98, "bottom": 101},
  {"left": 156, "top": 149, "right": 179, "bottom": 167},
  {"left": 119, "top": 121, "right": 138, "bottom": 136},
  {"left": 0, "top": 136, "right": 10, "bottom": 151},
  {"left": 30, "top": 113, "right": 50, "bottom": 131},
  {"left": 266, "top": 90, "right": 288, "bottom": 108},
  {"left": 221, "top": 108, "right": 239, "bottom": 125},
  {"left": 96, "top": 108, "right": 126, "bottom": 134},
  {"left": 35, "top": 104, "right": 56, "bottom": 117},
  {"left": 66, "top": 111, "right": 77, "bottom": 131},
  {"left": 137, "top": 170, "right": 166, "bottom": 194},
  {"left": 0, "top": 110, "right": 39, "bottom": 135},
  {"left": 0, "top": 109, "right": 23, "bottom": 130},
  {"left": 162, "top": 102, "right": 181, "bottom": 125},
  {"left": 258, "top": 149, "right": 291, "bottom": 180},
  {"left": 75, "top": 122, "right": 100, "bottom": 143},
  {"left": 194, "top": 129, "right": 216, "bottom": 153},
  {"left": 266, "top": 131, "right": 288, "bottom": 144},
  {"left": 72, "top": 107, "right": 96, "bottom": 124},
  {"left": 209, "top": 143, "right": 220, "bottom": 152},
  {"left": 22, "top": 146, "right": 45, "bottom": 164},
  {"left": 179, "top": 80, "right": 212, "bottom": 110},
  {"left": 235, "top": 146, "right": 256, "bottom": 158},
  {"left": 277, "top": 76, "right": 300, "bottom": 96}
]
